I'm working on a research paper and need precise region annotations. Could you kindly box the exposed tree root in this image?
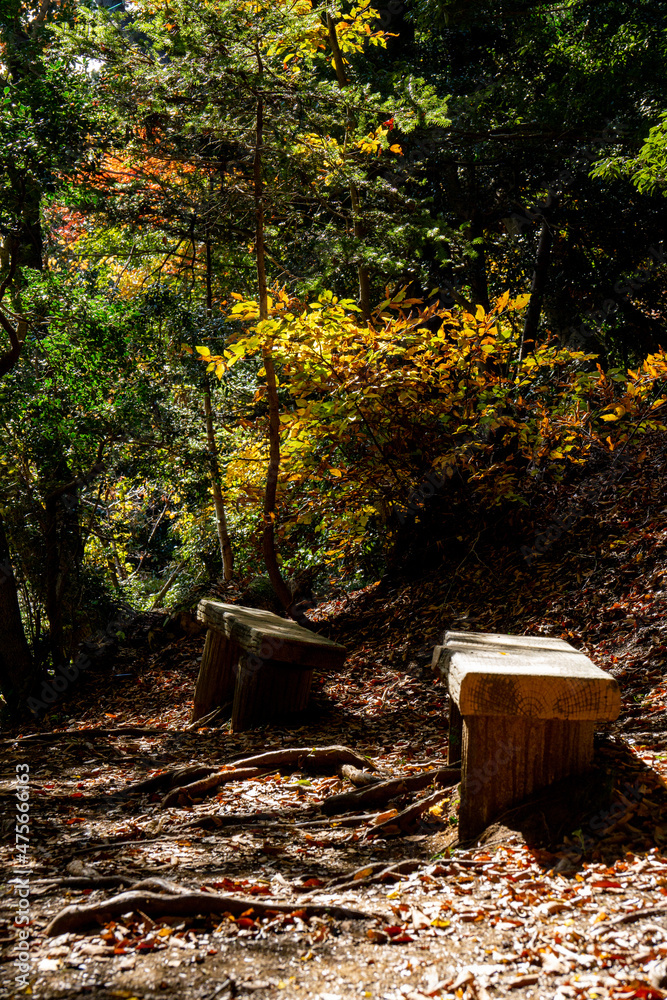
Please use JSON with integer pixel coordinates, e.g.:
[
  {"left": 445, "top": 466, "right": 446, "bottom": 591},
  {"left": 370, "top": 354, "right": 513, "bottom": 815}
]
[
  {"left": 115, "top": 765, "right": 219, "bottom": 797},
  {"left": 322, "top": 767, "right": 460, "bottom": 816},
  {"left": 327, "top": 858, "right": 425, "bottom": 891},
  {"left": 122, "top": 745, "right": 374, "bottom": 801},
  {"left": 188, "top": 806, "right": 320, "bottom": 830},
  {"left": 226, "top": 745, "right": 376, "bottom": 774},
  {"left": 161, "top": 767, "right": 273, "bottom": 807},
  {"left": 369, "top": 788, "right": 454, "bottom": 836},
  {"left": 31, "top": 876, "right": 135, "bottom": 891},
  {"left": 45, "top": 882, "right": 379, "bottom": 936}
]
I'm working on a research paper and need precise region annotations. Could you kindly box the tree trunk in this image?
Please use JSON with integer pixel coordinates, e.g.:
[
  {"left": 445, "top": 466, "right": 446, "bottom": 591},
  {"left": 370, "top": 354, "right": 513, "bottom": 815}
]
[
  {"left": 203, "top": 236, "right": 234, "bottom": 580},
  {"left": 0, "top": 510, "right": 39, "bottom": 715},
  {"left": 43, "top": 470, "right": 90, "bottom": 671},
  {"left": 151, "top": 559, "right": 188, "bottom": 610},
  {"left": 466, "top": 217, "right": 490, "bottom": 312},
  {"left": 204, "top": 382, "right": 234, "bottom": 580},
  {"left": 520, "top": 193, "right": 559, "bottom": 359},
  {"left": 45, "top": 491, "right": 79, "bottom": 668},
  {"left": 253, "top": 63, "right": 294, "bottom": 616}
]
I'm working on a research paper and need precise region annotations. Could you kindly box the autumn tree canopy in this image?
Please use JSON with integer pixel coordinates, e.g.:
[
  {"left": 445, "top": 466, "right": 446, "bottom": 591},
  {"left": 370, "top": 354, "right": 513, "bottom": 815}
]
[{"left": 1, "top": 0, "right": 666, "bottom": 716}]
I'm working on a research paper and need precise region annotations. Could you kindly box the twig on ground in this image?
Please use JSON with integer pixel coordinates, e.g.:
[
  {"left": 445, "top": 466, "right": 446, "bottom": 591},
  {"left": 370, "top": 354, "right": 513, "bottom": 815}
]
[{"left": 594, "top": 904, "right": 667, "bottom": 931}]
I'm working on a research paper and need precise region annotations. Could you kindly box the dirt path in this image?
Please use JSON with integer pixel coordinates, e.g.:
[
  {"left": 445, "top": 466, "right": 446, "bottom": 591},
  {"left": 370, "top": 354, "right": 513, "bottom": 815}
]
[{"left": 3, "top": 492, "right": 667, "bottom": 1000}]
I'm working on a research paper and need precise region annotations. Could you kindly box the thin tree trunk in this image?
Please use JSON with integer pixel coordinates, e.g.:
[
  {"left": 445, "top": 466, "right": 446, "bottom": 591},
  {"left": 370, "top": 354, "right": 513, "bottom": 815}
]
[
  {"left": 0, "top": 510, "right": 39, "bottom": 715},
  {"left": 151, "top": 560, "right": 188, "bottom": 610},
  {"left": 43, "top": 485, "right": 83, "bottom": 671},
  {"left": 466, "top": 217, "right": 490, "bottom": 313},
  {"left": 326, "top": 14, "right": 371, "bottom": 321},
  {"left": 203, "top": 236, "right": 234, "bottom": 579},
  {"left": 204, "top": 381, "right": 234, "bottom": 580},
  {"left": 520, "top": 193, "right": 559, "bottom": 360},
  {"left": 253, "top": 59, "right": 294, "bottom": 616}
]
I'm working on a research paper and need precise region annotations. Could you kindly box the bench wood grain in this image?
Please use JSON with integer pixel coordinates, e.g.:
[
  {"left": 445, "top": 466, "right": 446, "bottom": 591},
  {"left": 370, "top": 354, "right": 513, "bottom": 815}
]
[
  {"left": 432, "top": 631, "right": 621, "bottom": 840},
  {"left": 193, "top": 600, "right": 346, "bottom": 731}
]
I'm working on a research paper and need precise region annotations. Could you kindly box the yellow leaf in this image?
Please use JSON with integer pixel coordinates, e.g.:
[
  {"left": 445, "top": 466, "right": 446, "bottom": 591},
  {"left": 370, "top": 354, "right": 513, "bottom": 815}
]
[
  {"left": 195, "top": 346, "right": 211, "bottom": 357},
  {"left": 230, "top": 292, "right": 244, "bottom": 300},
  {"left": 513, "top": 293, "right": 531, "bottom": 309},
  {"left": 330, "top": 468, "right": 342, "bottom": 477},
  {"left": 475, "top": 304, "right": 486, "bottom": 320},
  {"left": 389, "top": 143, "right": 403, "bottom": 154},
  {"left": 353, "top": 867, "right": 375, "bottom": 880},
  {"left": 600, "top": 413, "right": 618, "bottom": 421},
  {"left": 372, "top": 808, "right": 398, "bottom": 826},
  {"left": 496, "top": 290, "right": 510, "bottom": 311}
]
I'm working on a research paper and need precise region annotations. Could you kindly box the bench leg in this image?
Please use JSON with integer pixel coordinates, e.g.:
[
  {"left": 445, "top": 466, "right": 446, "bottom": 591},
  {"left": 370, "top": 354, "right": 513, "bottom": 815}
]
[
  {"left": 448, "top": 699, "right": 463, "bottom": 766},
  {"left": 231, "top": 654, "right": 313, "bottom": 732},
  {"left": 458, "top": 715, "right": 596, "bottom": 841},
  {"left": 191, "top": 630, "right": 239, "bottom": 723}
]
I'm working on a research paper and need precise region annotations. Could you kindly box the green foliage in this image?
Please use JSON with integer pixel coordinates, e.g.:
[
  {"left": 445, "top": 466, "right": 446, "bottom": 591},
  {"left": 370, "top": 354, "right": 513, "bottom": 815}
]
[{"left": 1, "top": 0, "right": 667, "bottom": 695}]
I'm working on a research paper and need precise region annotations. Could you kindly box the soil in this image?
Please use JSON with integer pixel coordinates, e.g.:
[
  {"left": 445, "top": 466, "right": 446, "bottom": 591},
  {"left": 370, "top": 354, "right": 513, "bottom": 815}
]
[{"left": 2, "top": 479, "right": 667, "bottom": 1000}]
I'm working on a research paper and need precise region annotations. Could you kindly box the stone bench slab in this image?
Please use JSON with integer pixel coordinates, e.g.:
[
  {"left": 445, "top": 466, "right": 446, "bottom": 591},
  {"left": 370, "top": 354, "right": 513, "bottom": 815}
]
[
  {"left": 193, "top": 600, "right": 346, "bottom": 731},
  {"left": 433, "top": 630, "right": 620, "bottom": 721},
  {"left": 432, "top": 630, "right": 621, "bottom": 841},
  {"left": 197, "top": 600, "right": 346, "bottom": 669}
]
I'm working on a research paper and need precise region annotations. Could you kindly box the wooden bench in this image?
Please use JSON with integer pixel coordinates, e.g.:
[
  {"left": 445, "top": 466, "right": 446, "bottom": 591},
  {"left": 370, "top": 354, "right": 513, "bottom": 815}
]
[
  {"left": 432, "top": 631, "right": 621, "bottom": 840},
  {"left": 192, "top": 600, "right": 346, "bottom": 732}
]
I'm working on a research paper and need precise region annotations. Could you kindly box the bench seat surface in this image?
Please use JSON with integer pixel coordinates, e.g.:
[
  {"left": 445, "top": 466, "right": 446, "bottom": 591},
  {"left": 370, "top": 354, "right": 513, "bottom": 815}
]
[
  {"left": 434, "top": 630, "right": 620, "bottom": 721},
  {"left": 197, "top": 599, "right": 346, "bottom": 669}
]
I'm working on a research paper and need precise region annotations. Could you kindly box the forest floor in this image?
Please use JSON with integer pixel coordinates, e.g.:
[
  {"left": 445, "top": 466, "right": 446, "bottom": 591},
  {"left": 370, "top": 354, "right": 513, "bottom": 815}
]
[{"left": 3, "top": 466, "right": 667, "bottom": 1000}]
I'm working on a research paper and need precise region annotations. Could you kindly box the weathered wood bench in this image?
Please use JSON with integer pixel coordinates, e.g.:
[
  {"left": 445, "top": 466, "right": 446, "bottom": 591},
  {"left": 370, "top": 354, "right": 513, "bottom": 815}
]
[
  {"left": 192, "top": 600, "right": 346, "bottom": 732},
  {"left": 432, "top": 631, "right": 621, "bottom": 841}
]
